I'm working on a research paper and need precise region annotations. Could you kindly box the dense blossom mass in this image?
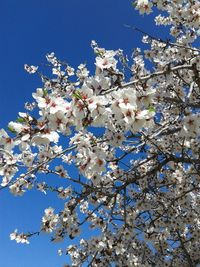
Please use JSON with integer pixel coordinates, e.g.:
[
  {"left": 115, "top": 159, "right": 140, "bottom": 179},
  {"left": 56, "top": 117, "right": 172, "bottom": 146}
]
[{"left": 1, "top": 0, "right": 200, "bottom": 266}]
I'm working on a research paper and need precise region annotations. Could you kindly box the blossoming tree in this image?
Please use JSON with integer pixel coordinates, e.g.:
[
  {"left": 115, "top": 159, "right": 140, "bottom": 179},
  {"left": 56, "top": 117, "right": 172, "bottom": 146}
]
[{"left": 1, "top": 0, "right": 200, "bottom": 266}]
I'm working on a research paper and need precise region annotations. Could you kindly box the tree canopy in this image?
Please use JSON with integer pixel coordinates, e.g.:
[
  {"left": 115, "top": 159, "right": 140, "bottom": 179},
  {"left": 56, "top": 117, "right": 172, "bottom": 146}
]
[{"left": 1, "top": 1, "right": 200, "bottom": 266}]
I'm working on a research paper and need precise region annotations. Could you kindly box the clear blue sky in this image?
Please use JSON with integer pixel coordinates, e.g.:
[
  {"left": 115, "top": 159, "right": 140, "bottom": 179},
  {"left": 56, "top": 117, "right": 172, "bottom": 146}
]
[{"left": 0, "top": 1, "right": 166, "bottom": 266}]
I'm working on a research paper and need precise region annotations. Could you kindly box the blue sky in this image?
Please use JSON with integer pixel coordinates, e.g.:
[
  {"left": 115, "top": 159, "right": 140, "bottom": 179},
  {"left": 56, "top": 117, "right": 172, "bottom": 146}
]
[{"left": 0, "top": 1, "right": 167, "bottom": 266}]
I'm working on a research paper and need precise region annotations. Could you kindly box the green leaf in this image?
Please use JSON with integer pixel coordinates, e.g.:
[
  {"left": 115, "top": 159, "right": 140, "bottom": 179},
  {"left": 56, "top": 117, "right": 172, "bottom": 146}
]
[
  {"left": 148, "top": 106, "right": 156, "bottom": 112},
  {"left": 7, "top": 126, "right": 16, "bottom": 133},
  {"left": 16, "top": 117, "right": 25, "bottom": 123},
  {"left": 72, "top": 91, "right": 82, "bottom": 100},
  {"left": 94, "top": 51, "right": 104, "bottom": 57},
  {"left": 43, "top": 88, "right": 48, "bottom": 97},
  {"left": 132, "top": 1, "right": 137, "bottom": 8},
  {"left": 49, "top": 186, "right": 54, "bottom": 192}
]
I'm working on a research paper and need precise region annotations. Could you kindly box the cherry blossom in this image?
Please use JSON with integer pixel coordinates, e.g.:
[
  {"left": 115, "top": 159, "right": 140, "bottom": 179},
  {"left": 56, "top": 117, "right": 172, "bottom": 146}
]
[{"left": 1, "top": 1, "right": 200, "bottom": 266}]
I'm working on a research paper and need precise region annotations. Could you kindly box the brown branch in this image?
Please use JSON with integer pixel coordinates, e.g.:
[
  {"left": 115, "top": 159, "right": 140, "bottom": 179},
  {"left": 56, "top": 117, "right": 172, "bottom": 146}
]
[
  {"left": 101, "top": 64, "right": 194, "bottom": 95},
  {"left": 0, "top": 145, "right": 76, "bottom": 191},
  {"left": 124, "top": 24, "right": 200, "bottom": 53},
  {"left": 176, "top": 231, "right": 195, "bottom": 267}
]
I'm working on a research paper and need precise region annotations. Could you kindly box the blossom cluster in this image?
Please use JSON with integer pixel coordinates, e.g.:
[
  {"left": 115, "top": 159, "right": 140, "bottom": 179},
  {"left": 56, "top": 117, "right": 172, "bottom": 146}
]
[{"left": 1, "top": 1, "right": 200, "bottom": 266}]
